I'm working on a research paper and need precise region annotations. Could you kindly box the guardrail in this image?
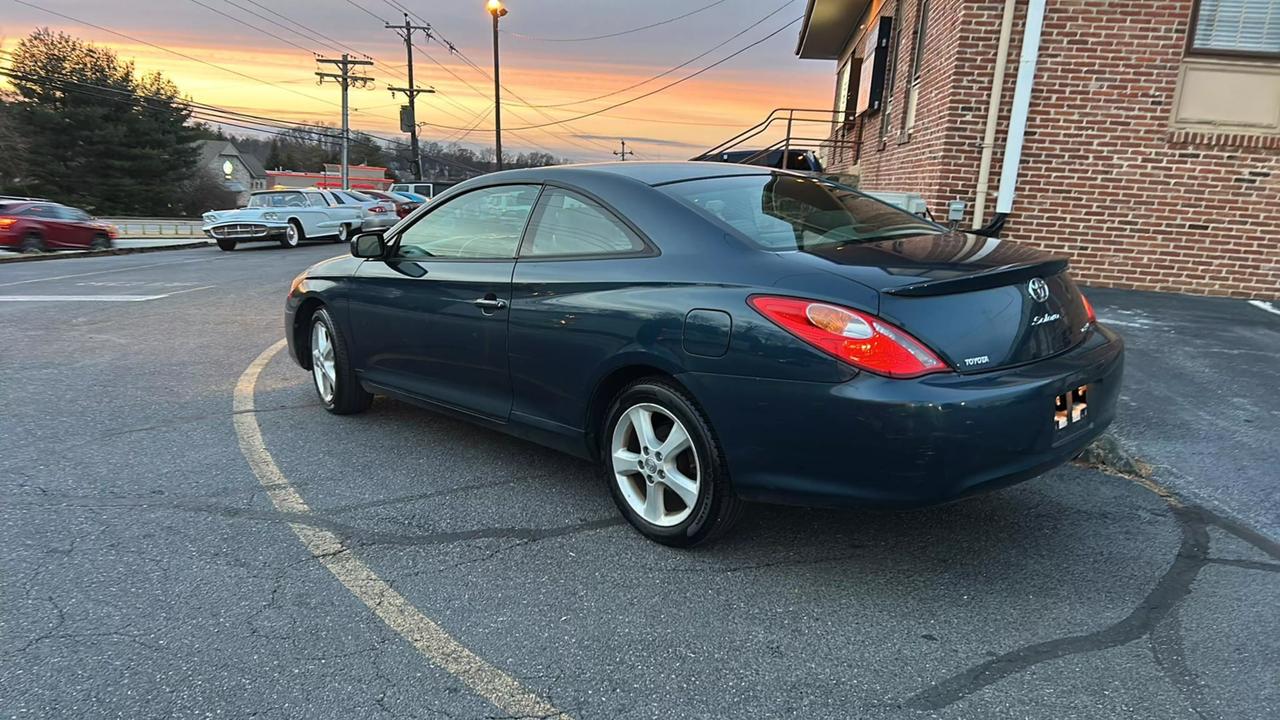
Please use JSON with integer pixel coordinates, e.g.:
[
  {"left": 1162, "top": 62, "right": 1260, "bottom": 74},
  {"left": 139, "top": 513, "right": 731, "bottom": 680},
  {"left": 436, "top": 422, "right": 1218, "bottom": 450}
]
[{"left": 101, "top": 217, "right": 203, "bottom": 238}]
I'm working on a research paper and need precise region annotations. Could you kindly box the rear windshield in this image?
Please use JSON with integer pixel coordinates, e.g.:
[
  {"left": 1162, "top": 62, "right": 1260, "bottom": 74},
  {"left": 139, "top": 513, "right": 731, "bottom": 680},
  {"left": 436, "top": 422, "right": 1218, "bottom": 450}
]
[{"left": 659, "top": 174, "right": 941, "bottom": 250}]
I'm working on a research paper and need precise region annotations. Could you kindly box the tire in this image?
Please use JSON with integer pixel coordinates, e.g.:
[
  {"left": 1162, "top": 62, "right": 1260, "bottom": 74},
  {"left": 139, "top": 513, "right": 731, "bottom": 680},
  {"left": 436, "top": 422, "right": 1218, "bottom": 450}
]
[
  {"left": 335, "top": 223, "right": 351, "bottom": 243},
  {"left": 216, "top": 238, "right": 237, "bottom": 251},
  {"left": 309, "top": 306, "right": 372, "bottom": 415},
  {"left": 280, "top": 220, "right": 303, "bottom": 249},
  {"left": 90, "top": 234, "right": 111, "bottom": 250},
  {"left": 601, "top": 378, "right": 743, "bottom": 547},
  {"left": 20, "top": 232, "right": 43, "bottom": 253}
]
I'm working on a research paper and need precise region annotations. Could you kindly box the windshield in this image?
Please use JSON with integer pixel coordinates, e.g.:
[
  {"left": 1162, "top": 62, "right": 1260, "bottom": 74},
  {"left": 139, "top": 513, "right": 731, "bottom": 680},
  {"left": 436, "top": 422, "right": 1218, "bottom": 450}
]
[
  {"left": 249, "top": 192, "right": 305, "bottom": 208},
  {"left": 659, "top": 174, "right": 941, "bottom": 250}
]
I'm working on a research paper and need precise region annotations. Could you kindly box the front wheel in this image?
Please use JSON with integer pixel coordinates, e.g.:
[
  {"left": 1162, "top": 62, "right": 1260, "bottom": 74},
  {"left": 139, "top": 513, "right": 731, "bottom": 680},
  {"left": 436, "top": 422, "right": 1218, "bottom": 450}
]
[
  {"left": 280, "top": 220, "right": 303, "bottom": 249},
  {"left": 602, "top": 378, "right": 743, "bottom": 547},
  {"left": 310, "top": 307, "right": 372, "bottom": 415},
  {"left": 216, "top": 238, "right": 237, "bottom": 251},
  {"left": 20, "top": 232, "right": 43, "bottom": 253}
]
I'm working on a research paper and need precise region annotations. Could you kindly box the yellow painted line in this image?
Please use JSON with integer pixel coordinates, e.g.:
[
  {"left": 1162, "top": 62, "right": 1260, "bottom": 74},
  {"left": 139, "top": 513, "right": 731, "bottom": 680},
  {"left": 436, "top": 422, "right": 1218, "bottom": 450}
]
[{"left": 234, "top": 340, "right": 570, "bottom": 719}]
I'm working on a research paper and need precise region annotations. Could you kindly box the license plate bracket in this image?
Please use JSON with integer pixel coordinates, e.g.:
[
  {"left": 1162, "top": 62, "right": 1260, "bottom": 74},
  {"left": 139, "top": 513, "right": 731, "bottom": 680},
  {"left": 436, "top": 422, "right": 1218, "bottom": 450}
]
[{"left": 1054, "top": 384, "right": 1089, "bottom": 431}]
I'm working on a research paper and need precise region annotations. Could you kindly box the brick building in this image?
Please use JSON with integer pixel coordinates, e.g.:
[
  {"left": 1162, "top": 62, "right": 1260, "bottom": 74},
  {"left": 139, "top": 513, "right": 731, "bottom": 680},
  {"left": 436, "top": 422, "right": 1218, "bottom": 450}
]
[{"left": 796, "top": 0, "right": 1279, "bottom": 298}]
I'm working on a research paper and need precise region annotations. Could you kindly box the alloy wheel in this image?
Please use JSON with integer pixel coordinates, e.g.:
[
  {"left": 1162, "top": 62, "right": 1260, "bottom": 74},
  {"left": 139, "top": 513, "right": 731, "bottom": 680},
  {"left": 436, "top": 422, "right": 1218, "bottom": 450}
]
[
  {"left": 310, "top": 320, "right": 336, "bottom": 404},
  {"left": 610, "top": 403, "right": 701, "bottom": 527}
]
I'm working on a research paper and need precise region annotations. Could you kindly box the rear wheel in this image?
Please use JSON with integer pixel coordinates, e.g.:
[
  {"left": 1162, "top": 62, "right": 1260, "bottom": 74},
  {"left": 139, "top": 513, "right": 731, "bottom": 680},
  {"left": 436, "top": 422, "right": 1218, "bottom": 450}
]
[
  {"left": 90, "top": 234, "right": 111, "bottom": 250},
  {"left": 336, "top": 223, "right": 351, "bottom": 243},
  {"left": 20, "top": 232, "right": 43, "bottom": 253},
  {"left": 280, "top": 220, "right": 302, "bottom": 249},
  {"left": 602, "top": 378, "right": 743, "bottom": 547},
  {"left": 216, "top": 238, "right": 237, "bottom": 251},
  {"left": 310, "top": 307, "right": 372, "bottom": 415}
]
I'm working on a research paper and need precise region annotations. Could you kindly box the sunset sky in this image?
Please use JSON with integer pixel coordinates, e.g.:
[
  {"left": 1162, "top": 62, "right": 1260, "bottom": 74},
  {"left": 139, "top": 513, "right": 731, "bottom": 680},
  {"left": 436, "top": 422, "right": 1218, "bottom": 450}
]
[{"left": 0, "top": 0, "right": 835, "bottom": 161}]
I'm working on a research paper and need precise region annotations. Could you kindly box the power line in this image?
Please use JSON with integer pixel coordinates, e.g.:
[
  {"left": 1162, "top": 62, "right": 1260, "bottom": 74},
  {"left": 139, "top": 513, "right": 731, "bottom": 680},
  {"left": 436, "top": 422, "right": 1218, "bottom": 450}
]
[
  {"left": 10, "top": 0, "right": 343, "bottom": 109},
  {"left": 504, "top": 0, "right": 733, "bottom": 42},
  {"left": 184, "top": 0, "right": 319, "bottom": 55},
  {"left": 406, "top": 16, "right": 802, "bottom": 133},
  {"left": 522, "top": 0, "right": 795, "bottom": 109}
]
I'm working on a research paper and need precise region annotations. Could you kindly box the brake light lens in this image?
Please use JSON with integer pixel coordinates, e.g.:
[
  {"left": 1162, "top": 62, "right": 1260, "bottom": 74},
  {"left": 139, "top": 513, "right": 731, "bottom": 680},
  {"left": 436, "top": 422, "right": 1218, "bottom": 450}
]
[
  {"left": 0, "top": 217, "right": 15, "bottom": 231},
  {"left": 748, "top": 296, "right": 947, "bottom": 378},
  {"left": 1080, "top": 293, "right": 1096, "bottom": 324},
  {"left": 369, "top": 205, "right": 386, "bottom": 213}
]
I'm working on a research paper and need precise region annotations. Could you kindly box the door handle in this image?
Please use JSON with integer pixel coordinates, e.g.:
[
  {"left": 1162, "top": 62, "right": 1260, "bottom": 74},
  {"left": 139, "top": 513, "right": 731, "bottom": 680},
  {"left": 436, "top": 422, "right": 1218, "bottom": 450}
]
[{"left": 472, "top": 297, "right": 508, "bottom": 311}]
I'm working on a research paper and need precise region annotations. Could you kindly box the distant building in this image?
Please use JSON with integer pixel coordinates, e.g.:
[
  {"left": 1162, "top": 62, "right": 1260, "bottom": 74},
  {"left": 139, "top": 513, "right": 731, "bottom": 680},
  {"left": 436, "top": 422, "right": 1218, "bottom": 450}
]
[
  {"left": 266, "top": 163, "right": 392, "bottom": 191},
  {"left": 796, "top": 0, "right": 1279, "bottom": 299},
  {"left": 195, "top": 140, "right": 267, "bottom": 205}
]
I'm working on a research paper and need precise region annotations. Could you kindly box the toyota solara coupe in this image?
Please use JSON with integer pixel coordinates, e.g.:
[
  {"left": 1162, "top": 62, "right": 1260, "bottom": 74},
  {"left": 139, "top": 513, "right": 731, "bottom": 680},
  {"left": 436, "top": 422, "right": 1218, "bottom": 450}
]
[{"left": 284, "top": 162, "right": 1124, "bottom": 546}]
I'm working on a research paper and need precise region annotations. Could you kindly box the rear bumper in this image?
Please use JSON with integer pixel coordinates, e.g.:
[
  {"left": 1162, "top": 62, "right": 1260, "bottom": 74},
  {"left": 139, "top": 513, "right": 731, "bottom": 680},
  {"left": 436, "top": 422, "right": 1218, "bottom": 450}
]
[{"left": 681, "top": 325, "right": 1125, "bottom": 508}]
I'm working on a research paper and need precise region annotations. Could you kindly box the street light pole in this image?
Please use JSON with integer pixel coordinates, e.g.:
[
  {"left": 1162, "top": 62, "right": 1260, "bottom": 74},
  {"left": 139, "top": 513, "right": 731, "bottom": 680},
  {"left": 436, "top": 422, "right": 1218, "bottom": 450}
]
[{"left": 487, "top": 0, "right": 507, "bottom": 171}]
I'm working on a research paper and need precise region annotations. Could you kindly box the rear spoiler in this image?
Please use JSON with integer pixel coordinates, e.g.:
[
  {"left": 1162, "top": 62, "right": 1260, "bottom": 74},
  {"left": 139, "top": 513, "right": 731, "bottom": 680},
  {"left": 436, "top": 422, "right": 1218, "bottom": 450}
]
[{"left": 883, "top": 258, "right": 1069, "bottom": 297}]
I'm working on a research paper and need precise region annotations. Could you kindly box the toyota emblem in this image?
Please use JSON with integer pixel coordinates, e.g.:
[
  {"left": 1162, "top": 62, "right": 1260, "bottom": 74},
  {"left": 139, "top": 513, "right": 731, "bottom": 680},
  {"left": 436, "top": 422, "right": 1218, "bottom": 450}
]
[{"left": 1027, "top": 278, "right": 1050, "bottom": 303}]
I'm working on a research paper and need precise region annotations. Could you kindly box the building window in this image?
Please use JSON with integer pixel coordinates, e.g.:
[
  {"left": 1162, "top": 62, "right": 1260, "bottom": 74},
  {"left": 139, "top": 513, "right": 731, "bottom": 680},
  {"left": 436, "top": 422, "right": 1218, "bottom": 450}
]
[
  {"left": 835, "top": 59, "right": 853, "bottom": 120},
  {"left": 902, "top": 0, "right": 932, "bottom": 135},
  {"left": 1190, "top": 0, "right": 1280, "bottom": 58}
]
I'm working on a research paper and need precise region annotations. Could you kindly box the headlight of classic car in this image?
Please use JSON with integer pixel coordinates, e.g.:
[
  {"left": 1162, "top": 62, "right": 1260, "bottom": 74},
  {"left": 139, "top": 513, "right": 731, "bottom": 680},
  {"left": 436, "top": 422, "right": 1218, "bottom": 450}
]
[{"left": 263, "top": 212, "right": 280, "bottom": 220}]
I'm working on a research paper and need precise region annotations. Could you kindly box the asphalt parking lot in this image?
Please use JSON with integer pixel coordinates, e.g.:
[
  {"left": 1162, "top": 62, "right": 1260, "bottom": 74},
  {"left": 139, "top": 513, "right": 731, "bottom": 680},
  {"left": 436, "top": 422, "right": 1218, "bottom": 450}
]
[{"left": 2, "top": 245, "right": 1277, "bottom": 719}]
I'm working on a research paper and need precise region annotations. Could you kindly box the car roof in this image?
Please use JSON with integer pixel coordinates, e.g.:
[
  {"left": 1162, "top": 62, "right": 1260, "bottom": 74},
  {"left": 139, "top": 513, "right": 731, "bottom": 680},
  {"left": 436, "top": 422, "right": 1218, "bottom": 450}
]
[{"left": 487, "top": 161, "right": 776, "bottom": 187}]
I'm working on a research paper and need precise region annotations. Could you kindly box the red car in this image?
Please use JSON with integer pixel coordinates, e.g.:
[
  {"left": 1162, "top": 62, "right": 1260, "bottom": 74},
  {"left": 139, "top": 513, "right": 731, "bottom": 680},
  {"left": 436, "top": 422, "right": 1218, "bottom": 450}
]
[
  {"left": 358, "top": 190, "right": 420, "bottom": 219},
  {"left": 0, "top": 201, "right": 117, "bottom": 252}
]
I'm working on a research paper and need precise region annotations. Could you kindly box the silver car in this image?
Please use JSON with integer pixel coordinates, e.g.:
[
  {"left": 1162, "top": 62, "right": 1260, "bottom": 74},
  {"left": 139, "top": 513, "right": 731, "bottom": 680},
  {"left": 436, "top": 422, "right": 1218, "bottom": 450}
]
[
  {"left": 203, "top": 190, "right": 362, "bottom": 251},
  {"left": 329, "top": 190, "right": 399, "bottom": 232}
]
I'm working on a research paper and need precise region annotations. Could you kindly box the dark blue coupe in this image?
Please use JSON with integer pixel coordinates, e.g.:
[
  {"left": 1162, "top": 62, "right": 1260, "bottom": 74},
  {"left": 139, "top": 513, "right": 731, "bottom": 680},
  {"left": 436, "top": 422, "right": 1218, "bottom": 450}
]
[{"left": 285, "top": 162, "right": 1124, "bottom": 546}]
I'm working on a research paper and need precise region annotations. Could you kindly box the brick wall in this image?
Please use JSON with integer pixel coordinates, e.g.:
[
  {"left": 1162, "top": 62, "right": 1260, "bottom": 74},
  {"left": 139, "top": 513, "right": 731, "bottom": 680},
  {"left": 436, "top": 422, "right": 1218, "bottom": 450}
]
[{"left": 832, "top": 0, "right": 1279, "bottom": 299}]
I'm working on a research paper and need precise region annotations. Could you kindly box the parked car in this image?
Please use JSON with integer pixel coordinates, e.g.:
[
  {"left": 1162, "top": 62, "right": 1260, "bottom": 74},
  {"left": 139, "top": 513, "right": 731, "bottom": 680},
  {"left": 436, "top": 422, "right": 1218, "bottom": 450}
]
[
  {"left": 202, "top": 189, "right": 363, "bottom": 251},
  {"left": 702, "top": 148, "right": 825, "bottom": 173},
  {"left": 390, "top": 190, "right": 430, "bottom": 204},
  {"left": 327, "top": 190, "right": 399, "bottom": 233},
  {"left": 358, "top": 189, "right": 421, "bottom": 219},
  {"left": 0, "top": 200, "right": 117, "bottom": 253},
  {"left": 284, "top": 162, "right": 1123, "bottom": 547},
  {"left": 389, "top": 182, "right": 434, "bottom": 199}
]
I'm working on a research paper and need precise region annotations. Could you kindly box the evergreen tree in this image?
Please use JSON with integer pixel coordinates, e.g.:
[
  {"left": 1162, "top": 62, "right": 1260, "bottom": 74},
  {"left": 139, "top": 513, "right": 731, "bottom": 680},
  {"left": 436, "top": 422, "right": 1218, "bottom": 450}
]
[{"left": 3, "top": 28, "right": 199, "bottom": 214}]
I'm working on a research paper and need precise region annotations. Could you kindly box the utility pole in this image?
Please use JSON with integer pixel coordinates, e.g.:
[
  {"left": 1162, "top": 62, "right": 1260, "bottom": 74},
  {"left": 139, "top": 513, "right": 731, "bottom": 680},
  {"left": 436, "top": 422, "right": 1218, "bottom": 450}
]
[
  {"left": 386, "top": 14, "right": 435, "bottom": 181},
  {"left": 487, "top": 1, "right": 508, "bottom": 171},
  {"left": 613, "top": 139, "right": 634, "bottom": 161},
  {"left": 316, "top": 54, "right": 373, "bottom": 189}
]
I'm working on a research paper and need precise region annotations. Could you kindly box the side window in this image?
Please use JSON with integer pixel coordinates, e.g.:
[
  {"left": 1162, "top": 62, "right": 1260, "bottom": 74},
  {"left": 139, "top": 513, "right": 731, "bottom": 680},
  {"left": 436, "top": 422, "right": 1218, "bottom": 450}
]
[
  {"left": 522, "top": 188, "right": 646, "bottom": 258},
  {"left": 306, "top": 192, "right": 329, "bottom": 207},
  {"left": 395, "top": 184, "right": 539, "bottom": 259},
  {"left": 329, "top": 192, "right": 346, "bottom": 204}
]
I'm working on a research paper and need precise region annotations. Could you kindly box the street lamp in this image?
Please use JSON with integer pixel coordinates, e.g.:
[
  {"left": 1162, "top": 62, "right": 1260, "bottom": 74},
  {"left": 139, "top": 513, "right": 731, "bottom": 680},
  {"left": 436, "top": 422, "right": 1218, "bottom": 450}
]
[{"left": 487, "top": 0, "right": 507, "bottom": 171}]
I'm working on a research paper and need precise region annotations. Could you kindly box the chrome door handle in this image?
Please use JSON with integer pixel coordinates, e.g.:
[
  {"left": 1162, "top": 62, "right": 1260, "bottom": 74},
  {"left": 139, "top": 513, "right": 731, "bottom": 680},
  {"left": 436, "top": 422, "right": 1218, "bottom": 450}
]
[{"left": 472, "top": 297, "right": 508, "bottom": 310}]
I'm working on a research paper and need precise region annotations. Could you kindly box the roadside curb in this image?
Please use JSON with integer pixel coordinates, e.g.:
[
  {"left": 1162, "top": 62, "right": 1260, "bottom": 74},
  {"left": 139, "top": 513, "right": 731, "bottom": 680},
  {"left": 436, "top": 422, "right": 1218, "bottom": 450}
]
[{"left": 0, "top": 240, "right": 211, "bottom": 264}]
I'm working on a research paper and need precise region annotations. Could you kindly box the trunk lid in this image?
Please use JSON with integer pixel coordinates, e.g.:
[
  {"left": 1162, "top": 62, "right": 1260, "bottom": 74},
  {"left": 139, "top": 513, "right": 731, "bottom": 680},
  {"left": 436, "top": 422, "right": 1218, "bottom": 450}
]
[{"left": 791, "top": 233, "right": 1091, "bottom": 373}]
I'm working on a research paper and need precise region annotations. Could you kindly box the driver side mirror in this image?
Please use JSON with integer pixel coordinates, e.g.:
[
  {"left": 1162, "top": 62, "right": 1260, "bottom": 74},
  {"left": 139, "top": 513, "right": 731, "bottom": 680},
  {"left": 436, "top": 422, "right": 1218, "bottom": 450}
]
[{"left": 350, "top": 231, "right": 387, "bottom": 258}]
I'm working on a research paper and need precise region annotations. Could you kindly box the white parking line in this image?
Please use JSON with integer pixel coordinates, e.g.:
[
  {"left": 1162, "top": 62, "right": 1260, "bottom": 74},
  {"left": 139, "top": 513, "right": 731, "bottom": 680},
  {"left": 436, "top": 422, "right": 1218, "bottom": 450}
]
[
  {"left": 0, "top": 257, "right": 207, "bottom": 287},
  {"left": 0, "top": 286, "right": 214, "bottom": 302},
  {"left": 1248, "top": 300, "right": 1280, "bottom": 316},
  {"left": 233, "top": 340, "right": 570, "bottom": 720}
]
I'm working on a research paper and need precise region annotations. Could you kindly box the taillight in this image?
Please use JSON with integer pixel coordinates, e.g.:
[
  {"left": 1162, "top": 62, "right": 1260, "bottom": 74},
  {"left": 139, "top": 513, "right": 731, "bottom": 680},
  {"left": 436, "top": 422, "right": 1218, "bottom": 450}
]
[
  {"left": 369, "top": 205, "right": 386, "bottom": 213},
  {"left": 1080, "top": 293, "right": 1096, "bottom": 324},
  {"left": 0, "top": 217, "right": 16, "bottom": 230},
  {"left": 748, "top": 296, "right": 947, "bottom": 378}
]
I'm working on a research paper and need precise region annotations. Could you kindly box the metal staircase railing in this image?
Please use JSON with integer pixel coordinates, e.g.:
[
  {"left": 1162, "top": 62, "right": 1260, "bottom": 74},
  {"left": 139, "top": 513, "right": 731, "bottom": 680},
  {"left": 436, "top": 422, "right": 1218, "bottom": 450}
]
[{"left": 690, "top": 107, "right": 860, "bottom": 170}]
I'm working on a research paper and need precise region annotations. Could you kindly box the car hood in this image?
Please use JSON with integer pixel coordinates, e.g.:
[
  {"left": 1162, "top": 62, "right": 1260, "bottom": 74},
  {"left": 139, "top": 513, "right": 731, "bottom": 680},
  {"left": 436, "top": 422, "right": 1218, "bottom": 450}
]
[
  {"left": 308, "top": 254, "right": 363, "bottom": 278},
  {"left": 202, "top": 208, "right": 278, "bottom": 223}
]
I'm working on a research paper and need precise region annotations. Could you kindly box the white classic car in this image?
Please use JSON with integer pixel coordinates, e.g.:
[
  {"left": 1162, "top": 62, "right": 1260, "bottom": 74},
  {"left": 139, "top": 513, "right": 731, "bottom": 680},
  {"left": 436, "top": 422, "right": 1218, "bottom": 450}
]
[{"left": 203, "top": 189, "right": 371, "bottom": 251}]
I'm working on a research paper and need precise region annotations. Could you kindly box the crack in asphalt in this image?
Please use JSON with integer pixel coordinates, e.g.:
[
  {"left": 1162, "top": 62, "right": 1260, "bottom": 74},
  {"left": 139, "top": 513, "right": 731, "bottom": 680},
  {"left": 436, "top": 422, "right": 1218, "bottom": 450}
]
[
  {"left": 905, "top": 501, "right": 1280, "bottom": 712},
  {"left": 4, "top": 493, "right": 623, "bottom": 549}
]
